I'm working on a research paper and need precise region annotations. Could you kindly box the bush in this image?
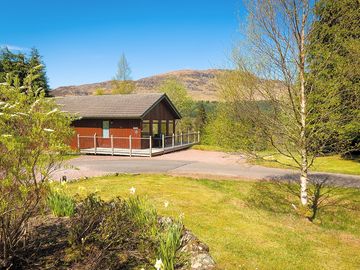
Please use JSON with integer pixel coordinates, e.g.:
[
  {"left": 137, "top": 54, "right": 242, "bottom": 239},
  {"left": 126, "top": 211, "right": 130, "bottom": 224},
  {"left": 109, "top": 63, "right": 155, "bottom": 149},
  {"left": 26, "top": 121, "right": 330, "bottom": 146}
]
[
  {"left": 47, "top": 187, "right": 75, "bottom": 217},
  {"left": 67, "top": 194, "right": 157, "bottom": 268},
  {"left": 65, "top": 194, "right": 186, "bottom": 269},
  {"left": 0, "top": 70, "right": 74, "bottom": 268}
]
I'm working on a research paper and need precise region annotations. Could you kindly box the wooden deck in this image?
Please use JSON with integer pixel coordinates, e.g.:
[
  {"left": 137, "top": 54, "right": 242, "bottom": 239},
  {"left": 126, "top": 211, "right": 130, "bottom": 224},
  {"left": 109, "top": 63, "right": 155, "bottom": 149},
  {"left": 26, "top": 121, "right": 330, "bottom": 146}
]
[
  {"left": 79, "top": 142, "right": 197, "bottom": 157},
  {"left": 77, "top": 131, "right": 200, "bottom": 157}
]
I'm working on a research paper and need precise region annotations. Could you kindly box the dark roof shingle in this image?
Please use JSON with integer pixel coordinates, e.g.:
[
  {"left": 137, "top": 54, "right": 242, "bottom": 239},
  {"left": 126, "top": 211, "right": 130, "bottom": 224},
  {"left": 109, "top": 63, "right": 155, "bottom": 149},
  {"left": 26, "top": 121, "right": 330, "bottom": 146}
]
[{"left": 55, "top": 93, "right": 180, "bottom": 119}]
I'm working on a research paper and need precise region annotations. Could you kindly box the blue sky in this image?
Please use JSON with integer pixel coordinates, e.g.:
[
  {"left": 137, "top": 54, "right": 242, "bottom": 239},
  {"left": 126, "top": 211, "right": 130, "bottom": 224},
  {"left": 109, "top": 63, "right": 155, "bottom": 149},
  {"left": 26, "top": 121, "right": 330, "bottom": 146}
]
[{"left": 0, "top": 0, "right": 244, "bottom": 88}]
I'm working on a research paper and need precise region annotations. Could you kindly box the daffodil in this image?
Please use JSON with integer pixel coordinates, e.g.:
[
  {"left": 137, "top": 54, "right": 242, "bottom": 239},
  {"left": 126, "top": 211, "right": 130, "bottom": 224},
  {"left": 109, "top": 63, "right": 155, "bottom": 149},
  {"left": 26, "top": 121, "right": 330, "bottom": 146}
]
[
  {"left": 164, "top": 201, "right": 169, "bottom": 208},
  {"left": 154, "top": 258, "right": 164, "bottom": 270}
]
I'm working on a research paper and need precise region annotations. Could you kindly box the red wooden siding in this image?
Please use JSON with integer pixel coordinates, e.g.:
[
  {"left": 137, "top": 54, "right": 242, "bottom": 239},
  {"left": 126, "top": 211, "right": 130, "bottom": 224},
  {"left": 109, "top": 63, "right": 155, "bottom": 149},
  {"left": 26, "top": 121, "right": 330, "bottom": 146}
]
[{"left": 71, "top": 119, "right": 142, "bottom": 149}]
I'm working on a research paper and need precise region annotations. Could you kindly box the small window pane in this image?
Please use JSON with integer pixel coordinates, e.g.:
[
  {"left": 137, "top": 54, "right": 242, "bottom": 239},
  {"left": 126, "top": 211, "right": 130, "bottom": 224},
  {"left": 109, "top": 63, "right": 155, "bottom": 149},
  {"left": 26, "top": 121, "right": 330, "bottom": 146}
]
[
  {"left": 152, "top": 120, "right": 159, "bottom": 136},
  {"left": 142, "top": 120, "right": 150, "bottom": 136},
  {"left": 102, "top": 120, "right": 110, "bottom": 138},
  {"left": 168, "top": 120, "right": 174, "bottom": 135}
]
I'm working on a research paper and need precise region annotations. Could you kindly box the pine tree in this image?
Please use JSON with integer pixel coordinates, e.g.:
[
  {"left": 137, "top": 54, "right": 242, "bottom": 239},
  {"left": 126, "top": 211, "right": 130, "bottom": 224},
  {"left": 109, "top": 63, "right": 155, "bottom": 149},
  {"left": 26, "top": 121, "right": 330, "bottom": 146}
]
[
  {"left": 28, "top": 48, "right": 50, "bottom": 96},
  {"left": 0, "top": 47, "right": 50, "bottom": 96},
  {"left": 114, "top": 53, "right": 132, "bottom": 81},
  {"left": 195, "top": 101, "right": 207, "bottom": 132},
  {"left": 308, "top": 0, "right": 360, "bottom": 155}
]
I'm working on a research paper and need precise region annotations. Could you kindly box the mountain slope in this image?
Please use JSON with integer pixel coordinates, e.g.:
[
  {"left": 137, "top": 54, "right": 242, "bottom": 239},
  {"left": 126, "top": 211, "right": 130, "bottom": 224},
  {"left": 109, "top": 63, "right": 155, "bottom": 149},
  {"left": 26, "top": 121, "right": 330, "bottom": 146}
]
[{"left": 51, "top": 69, "right": 223, "bottom": 101}]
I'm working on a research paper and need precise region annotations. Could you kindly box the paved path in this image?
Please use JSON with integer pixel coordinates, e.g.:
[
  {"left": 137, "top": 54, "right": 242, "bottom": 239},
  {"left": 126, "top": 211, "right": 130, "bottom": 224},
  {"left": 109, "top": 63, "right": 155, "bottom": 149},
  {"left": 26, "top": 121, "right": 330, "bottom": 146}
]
[{"left": 53, "top": 149, "right": 360, "bottom": 188}]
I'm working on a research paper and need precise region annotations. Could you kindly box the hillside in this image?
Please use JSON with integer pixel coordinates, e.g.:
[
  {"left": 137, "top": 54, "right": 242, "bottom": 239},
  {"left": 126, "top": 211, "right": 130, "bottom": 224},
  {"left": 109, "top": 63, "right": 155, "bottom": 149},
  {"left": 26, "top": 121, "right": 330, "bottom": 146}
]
[{"left": 51, "top": 69, "right": 223, "bottom": 101}]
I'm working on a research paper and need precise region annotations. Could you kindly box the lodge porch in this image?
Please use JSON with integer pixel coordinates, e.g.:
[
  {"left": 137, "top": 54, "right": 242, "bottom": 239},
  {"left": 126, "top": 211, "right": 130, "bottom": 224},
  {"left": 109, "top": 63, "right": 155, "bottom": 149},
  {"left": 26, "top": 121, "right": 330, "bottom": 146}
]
[{"left": 76, "top": 131, "right": 200, "bottom": 157}]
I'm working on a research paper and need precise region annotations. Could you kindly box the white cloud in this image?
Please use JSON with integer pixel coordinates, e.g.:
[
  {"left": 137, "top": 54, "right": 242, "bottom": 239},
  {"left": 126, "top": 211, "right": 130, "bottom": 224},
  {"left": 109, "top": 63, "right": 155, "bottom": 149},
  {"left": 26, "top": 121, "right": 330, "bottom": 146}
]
[{"left": 0, "top": 44, "right": 30, "bottom": 51}]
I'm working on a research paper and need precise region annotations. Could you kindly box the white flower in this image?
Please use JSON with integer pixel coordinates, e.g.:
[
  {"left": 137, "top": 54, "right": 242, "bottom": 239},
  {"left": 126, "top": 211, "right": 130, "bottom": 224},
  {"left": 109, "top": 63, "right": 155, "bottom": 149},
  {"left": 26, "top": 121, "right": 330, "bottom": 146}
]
[
  {"left": 179, "top": 213, "right": 185, "bottom": 220},
  {"left": 29, "top": 99, "right": 40, "bottom": 111},
  {"left": 129, "top": 187, "right": 136, "bottom": 195},
  {"left": 43, "top": 128, "right": 54, "bottom": 132},
  {"left": 154, "top": 258, "right": 164, "bottom": 270},
  {"left": 46, "top": 108, "right": 58, "bottom": 115},
  {"left": 164, "top": 201, "right": 169, "bottom": 208}
]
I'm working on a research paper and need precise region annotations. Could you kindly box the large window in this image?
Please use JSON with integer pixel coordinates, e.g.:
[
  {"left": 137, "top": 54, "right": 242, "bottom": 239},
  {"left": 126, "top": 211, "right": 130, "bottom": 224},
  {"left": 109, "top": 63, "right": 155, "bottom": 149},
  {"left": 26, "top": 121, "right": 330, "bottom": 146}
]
[
  {"left": 102, "top": 120, "right": 110, "bottom": 138},
  {"left": 142, "top": 120, "right": 150, "bottom": 136},
  {"left": 161, "top": 120, "right": 167, "bottom": 135},
  {"left": 152, "top": 120, "right": 159, "bottom": 136}
]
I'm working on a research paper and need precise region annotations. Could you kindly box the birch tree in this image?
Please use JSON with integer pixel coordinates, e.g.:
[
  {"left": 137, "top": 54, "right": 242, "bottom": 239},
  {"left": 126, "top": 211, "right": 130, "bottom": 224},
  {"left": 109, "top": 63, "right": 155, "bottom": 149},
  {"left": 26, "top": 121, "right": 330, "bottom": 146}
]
[{"left": 223, "top": 0, "right": 359, "bottom": 208}]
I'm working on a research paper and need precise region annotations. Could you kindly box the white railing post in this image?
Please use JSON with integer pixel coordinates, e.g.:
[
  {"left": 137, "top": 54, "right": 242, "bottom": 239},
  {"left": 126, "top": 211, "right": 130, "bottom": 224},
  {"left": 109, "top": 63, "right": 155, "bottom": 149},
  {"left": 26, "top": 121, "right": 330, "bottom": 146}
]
[
  {"left": 149, "top": 136, "right": 152, "bottom": 157},
  {"left": 197, "top": 131, "right": 200, "bottom": 143},
  {"left": 172, "top": 133, "right": 175, "bottom": 148},
  {"left": 180, "top": 132, "right": 183, "bottom": 145},
  {"left": 129, "top": 135, "right": 132, "bottom": 157},
  {"left": 162, "top": 134, "right": 165, "bottom": 151},
  {"left": 111, "top": 135, "right": 114, "bottom": 156},
  {"left": 93, "top": 134, "right": 97, "bottom": 155},
  {"left": 77, "top": 134, "right": 80, "bottom": 150}
]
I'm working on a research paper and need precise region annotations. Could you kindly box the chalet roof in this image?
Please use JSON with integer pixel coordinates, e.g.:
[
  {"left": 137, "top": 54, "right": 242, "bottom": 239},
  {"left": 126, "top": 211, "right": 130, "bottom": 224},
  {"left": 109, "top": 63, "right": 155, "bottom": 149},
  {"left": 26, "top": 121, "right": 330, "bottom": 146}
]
[{"left": 55, "top": 93, "right": 181, "bottom": 119}]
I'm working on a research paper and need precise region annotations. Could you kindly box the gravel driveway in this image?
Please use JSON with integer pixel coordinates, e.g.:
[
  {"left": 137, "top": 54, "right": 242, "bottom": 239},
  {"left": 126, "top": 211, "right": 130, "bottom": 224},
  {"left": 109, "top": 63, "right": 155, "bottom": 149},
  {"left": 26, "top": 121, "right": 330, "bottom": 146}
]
[{"left": 52, "top": 149, "right": 360, "bottom": 188}]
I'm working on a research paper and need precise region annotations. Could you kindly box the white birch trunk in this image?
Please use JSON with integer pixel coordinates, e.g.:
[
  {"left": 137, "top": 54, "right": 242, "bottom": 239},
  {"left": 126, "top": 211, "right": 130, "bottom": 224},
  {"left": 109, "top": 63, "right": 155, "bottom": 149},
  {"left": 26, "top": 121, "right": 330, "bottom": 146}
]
[{"left": 299, "top": 10, "right": 308, "bottom": 206}]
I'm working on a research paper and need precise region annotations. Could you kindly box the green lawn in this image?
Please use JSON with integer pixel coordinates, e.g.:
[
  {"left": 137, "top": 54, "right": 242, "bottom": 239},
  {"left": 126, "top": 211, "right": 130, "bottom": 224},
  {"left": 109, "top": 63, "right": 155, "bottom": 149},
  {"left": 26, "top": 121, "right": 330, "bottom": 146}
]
[
  {"left": 252, "top": 153, "right": 360, "bottom": 175},
  {"left": 66, "top": 174, "right": 360, "bottom": 270}
]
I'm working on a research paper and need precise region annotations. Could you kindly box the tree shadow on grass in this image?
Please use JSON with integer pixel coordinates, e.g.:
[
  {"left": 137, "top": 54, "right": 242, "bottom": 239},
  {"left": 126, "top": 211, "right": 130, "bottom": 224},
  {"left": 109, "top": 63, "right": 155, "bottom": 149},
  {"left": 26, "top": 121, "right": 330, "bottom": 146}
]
[{"left": 246, "top": 175, "right": 360, "bottom": 230}]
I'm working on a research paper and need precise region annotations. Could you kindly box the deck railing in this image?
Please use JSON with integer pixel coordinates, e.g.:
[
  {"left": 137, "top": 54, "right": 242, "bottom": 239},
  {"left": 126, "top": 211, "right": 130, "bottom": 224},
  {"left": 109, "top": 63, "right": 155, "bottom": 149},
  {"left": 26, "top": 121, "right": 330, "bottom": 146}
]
[{"left": 76, "top": 131, "right": 200, "bottom": 157}]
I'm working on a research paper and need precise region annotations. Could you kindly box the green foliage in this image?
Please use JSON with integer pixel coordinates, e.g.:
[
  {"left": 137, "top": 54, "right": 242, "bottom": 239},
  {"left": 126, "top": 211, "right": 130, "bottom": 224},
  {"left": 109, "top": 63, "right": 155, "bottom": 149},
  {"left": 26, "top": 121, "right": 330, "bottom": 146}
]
[
  {"left": 0, "top": 69, "right": 74, "bottom": 267},
  {"left": 159, "top": 78, "right": 193, "bottom": 116},
  {"left": 203, "top": 101, "right": 268, "bottom": 152},
  {"left": 194, "top": 101, "right": 207, "bottom": 132},
  {"left": 66, "top": 193, "right": 184, "bottom": 269},
  {"left": 159, "top": 78, "right": 194, "bottom": 132},
  {"left": 0, "top": 47, "right": 50, "bottom": 96},
  {"left": 47, "top": 185, "right": 75, "bottom": 217},
  {"left": 126, "top": 195, "right": 158, "bottom": 236},
  {"left": 66, "top": 174, "right": 360, "bottom": 269},
  {"left": 93, "top": 88, "right": 106, "bottom": 95},
  {"left": 158, "top": 220, "right": 183, "bottom": 270},
  {"left": 111, "top": 80, "right": 135, "bottom": 94},
  {"left": 308, "top": 0, "right": 360, "bottom": 154}
]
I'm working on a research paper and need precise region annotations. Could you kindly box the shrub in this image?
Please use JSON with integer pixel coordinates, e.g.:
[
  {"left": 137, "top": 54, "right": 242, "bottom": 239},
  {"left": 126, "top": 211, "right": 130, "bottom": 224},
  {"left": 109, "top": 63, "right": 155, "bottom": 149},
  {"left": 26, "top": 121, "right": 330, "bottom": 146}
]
[
  {"left": 67, "top": 194, "right": 157, "bottom": 268},
  {"left": 47, "top": 188, "right": 75, "bottom": 217},
  {"left": 0, "top": 70, "right": 74, "bottom": 268},
  {"left": 66, "top": 194, "right": 186, "bottom": 269}
]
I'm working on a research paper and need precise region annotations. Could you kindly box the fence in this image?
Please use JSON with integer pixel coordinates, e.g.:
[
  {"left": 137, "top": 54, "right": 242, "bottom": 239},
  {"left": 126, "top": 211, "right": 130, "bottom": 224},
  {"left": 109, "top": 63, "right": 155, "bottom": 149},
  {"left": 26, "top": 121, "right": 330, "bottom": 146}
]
[{"left": 77, "top": 131, "right": 200, "bottom": 157}]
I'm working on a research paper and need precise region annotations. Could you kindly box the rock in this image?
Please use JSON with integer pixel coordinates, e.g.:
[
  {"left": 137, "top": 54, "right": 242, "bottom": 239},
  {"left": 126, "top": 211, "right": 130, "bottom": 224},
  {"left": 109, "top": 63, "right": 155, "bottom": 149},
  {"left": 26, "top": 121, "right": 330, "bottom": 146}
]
[{"left": 180, "top": 229, "right": 216, "bottom": 270}]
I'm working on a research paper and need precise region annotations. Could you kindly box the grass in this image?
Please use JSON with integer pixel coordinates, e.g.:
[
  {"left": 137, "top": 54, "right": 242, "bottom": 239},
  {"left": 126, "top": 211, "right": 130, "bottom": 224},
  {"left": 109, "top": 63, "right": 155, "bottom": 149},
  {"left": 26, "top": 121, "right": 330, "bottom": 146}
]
[
  {"left": 191, "top": 144, "right": 230, "bottom": 152},
  {"left": 66, "top": 174, "right": 360, "bottom": 270},
  {"left": 47, "top": 186, "right": 75, "bottom": 217},
  {"left": 193, "top": 145, "right": 360, "bottom": 175},
  {"left": 252, "top": 152, "right": 360, "bottom": 175}
]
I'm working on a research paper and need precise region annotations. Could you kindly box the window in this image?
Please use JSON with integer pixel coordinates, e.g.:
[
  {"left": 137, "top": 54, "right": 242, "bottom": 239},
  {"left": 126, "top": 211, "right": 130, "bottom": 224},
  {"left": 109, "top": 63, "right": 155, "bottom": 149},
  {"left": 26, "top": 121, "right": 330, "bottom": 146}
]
[
  {"left": 161, "top": 120, "right": 167, "bottom": 135},
  {"left": 152, "top": 120, "right": 159, "bottom": 136},
  {"left": 142, "top": 120, "right": 150, "bottom": 137},
  {"left": 102, "top": 120, "right": 110, "bottom": 138},
  {"left": 168, "top": 120, "right": 174, "bottom": 135}
]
